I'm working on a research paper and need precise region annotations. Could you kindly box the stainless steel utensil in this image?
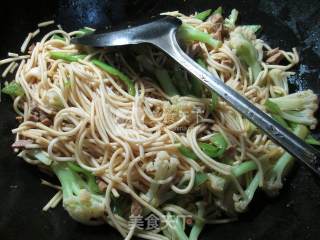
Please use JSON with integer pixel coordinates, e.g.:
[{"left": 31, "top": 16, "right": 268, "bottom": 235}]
[{"left": 71, "top": 16, "right": 320, "bottom": 176}]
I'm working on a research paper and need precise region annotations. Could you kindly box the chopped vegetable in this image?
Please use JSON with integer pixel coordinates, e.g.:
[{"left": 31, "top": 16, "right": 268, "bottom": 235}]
[
  {"left": 271, "top": 113, "right": 290, "bottom": 129},
  {"left": 233, "top": 172, "right": 260, "bottom": 212},
  {"left": 92, "top": 59, "right": 136, "bottom": 96},
  {"left": 266, "top": 90, "right": 318, "bottom": 129},
  {"left": 229, "top": 32, "right": 262, "bottom": 81},
  {"left": 178, "top": 23, "right": 222, "bottom": 49},
  {"left": 189, "top": 202, "right": 205, "bottom": 240},
  {"left": 210, "top": 92, "right": 219, "bottom": 112},
  {"left": 75, "top": 28, "right": 95, "bottom": 37},
  {"left": 173, "top": 67, "right": 191, "bottom": 96},
  {"left": 194, "top": 172, "right": 209, "bottom": 187},
  {"left": 305, "top": 134, "right": 320, "bottom": 146},
  {"left": 51, "top": 161, "right": 105, "bottom": 225},
  {"left": 224, "top": 9, "right": 239, "bottom": 30},
  {"left": 49, "top": 52, "right": 85, "bottom": 62},
  {"left": 195, "top": 9, "right": 212, "bottom": 21},
  {"left": 178, "top": 145, "right": 198, "bottom": 160},
  {"left": 210, "top": 133, "right": 228, "bottom": 150},
  {"left": 49, "top": 52, "right": 136, "bottom": 96},
  {"left": 2, "top": 82, "right": 24, "bottom": 97},
  {"left": 232, "top": 161, "right": 257, "bottom": 177},
  {"left": 213, "top": 6, "right": 223, "bottom": 15},
  {"left": 264, "top": 124, "right": 309, "bottom": 195},
  {"left": 154, "top": 68, "right": 179, "bottom": 96}
]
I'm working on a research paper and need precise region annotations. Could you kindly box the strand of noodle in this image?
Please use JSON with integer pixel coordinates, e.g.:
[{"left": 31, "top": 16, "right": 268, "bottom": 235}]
[{"left": 171, "top": 168, "right": 195, "bottom": 194}]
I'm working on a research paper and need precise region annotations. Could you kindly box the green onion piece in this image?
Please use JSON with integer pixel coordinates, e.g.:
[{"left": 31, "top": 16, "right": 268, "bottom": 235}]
[
  {"left": 49, "top": 52, "right": 86, "bottom": 62},
  {"left": 178, "top": 23, "right": 222, "bottom": 49},
  {"left": 2, "top": 82, "right": 24, "bottom": 97},
  {"left": 305, "top": 134, "right": 320, "bottom": 146},
  {"left": 195, "top": 9, "right": 212, "bottom": 21},
  {"left": 75, "top": 28, "right": 95, "bottom": 37},
  {"left": 52, "top": 34, "right": 65, "bottom": 41},
  {"left": 154, "top": 68, "right": 179, "bottom": 96},
  {"left": 178, "top": 145, "right": 198, "bottom": 160},
  {"left": 265, "top": 99, "right": 281, "bottom": 114},
  {"left": 91, "top": 59, "right": 136, "bottom": 96},
  {"left": 194, "top": 172, "right": 209, "bottom": 187}
]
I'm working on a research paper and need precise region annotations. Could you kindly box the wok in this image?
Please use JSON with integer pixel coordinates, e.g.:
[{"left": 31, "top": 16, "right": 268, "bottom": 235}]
[{"left": 0, "top": 0, "right": 320, "bottom": 239}]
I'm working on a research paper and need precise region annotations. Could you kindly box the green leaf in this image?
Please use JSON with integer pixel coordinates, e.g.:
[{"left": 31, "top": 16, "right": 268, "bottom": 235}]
[
  {"left": 265, "top": 99, "right": 281, "bottom": 114},
  {"left": 306, "top": 134, "right": 320, "bottom": 146},
  {"left": 195, "top": 9, "right": 212, "bottom": 21},
  {"left": 178, "top": 145, "right": 198, "bottom": 160},
  {"left": 2, "top": 82, "right": 24, "bottom": 97},
  {"left": 194, "top": 172, "right": 209, "bottom": 187}
]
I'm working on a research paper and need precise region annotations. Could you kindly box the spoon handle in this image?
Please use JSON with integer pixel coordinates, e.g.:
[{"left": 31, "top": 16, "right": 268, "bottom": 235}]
[{"left": 152, "top": 30, "right": 320, "bottom": 176}]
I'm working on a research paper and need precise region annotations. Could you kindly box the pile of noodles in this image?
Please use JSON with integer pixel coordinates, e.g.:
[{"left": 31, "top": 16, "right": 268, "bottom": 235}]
[{"left": 1, "top": 9, "right": 307, "bottom": 240}]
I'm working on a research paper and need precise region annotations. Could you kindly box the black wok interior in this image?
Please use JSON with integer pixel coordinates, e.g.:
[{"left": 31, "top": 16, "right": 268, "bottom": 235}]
[{"left": 1, "top": 0, "right": 320, "bottom": 239}]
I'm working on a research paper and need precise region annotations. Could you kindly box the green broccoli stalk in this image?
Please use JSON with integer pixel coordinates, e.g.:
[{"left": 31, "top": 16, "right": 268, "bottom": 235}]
[
  {"left": 264, "top": 124, "right": 309, "bottom": 196},
  {"left": 265, "top": 90, "right": 318, "bottom": 129},
  {"left": 189, "top": 202, "right": 205, "bottom": 240},
  {"left": 233, "top": 172, "right": 260, "bottom": 212},
  {"left": 224, "top": 9, "right": 239, "bottom": 30},
  {"left": 268, "top": 68, "right": 289, "bottom": 97},
  {"left": 207, "top": 172, "right": 227, "bottom": 198},
  {"left": 145, "top": 151, "right": 179, "bottom": 207},
  {"left": 229, "top": 32, "right": 262, "bottom": 81},
  {"left": 163, "top": 213, "right": 189, "bottom": 240},
  {"left": 51, "top": 162, "right": 105, "bottom": 225}
]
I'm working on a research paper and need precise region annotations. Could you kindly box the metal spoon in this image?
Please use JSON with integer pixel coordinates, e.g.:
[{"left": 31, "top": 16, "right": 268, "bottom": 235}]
[{"left": 71, "top": 16, "right": 320, "bottom": 176}]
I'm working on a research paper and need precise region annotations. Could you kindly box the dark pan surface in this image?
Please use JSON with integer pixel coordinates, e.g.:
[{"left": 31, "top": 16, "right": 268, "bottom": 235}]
[{"left": 0, "top": 0, "right": 320, "bottom": 239}]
